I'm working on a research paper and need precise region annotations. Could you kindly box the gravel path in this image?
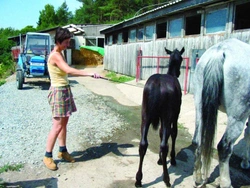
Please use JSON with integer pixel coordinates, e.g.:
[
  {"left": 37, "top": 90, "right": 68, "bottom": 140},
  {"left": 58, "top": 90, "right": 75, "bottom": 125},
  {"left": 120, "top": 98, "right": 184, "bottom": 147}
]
[
  {"left": 0, "top": 78, "right": 126, "bottom": 167},
  {"left": 1, "top": 75, "right": 250, "bottom": 188}
]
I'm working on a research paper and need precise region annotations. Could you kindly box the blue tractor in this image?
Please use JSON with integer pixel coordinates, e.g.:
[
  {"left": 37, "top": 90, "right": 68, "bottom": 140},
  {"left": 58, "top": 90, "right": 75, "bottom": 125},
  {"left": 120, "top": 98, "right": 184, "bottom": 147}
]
[{"left": 16, "top": 32, "right": 51, "bottom": 89}]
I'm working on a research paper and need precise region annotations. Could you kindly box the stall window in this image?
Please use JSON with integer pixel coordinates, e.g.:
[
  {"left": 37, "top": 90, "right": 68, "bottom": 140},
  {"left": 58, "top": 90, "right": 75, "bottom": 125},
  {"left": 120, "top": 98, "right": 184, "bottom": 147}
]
[
  {"left": 206, "top": 8, "right": 227, "bottom": 33},
  {"left": 113, "top": 34, "right": 117, "bottom": 44},
  {"left": 156, "top": 22, "right": 167, "bottom": 38},
  {"left": 105, "top": 37, "right": 108, "bottom": 45},
  {"left": 169, "top": 18, "right": 182, "bottom": 37},
  {"left": 235, "top": 2, "right": 250, "bottom": 30},
  {"left": 86, "top": 38, "right": 96, "bottom": 46},
  {"left": 123, "top": 30, "right": 128, "bottom": 43},
  {"left": 186, "top": 14, "right": 201, "bottom": 35},
  {"left": 145, "top": 25, "right": 154, "bottom": 40},
  {"left": 117, "top": 33, "right": 123, "bottom": 44},
  {"left": 137, "top": 27, "right": 144, "bottom": 41},
  {"left": 129, "top": 29, "right": 136, "bottom": 42},
  {"left": 108, "top": 35, "right": 113, "bottom": 45}
]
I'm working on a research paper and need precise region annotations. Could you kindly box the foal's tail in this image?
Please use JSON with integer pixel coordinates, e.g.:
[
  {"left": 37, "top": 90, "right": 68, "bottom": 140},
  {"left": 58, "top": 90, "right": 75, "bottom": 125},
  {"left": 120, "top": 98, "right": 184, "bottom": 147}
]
[
  {"left": 142, "top": 82, "right": 161, "bottom": 130},
  {"left": 201, "top": 49, "right": 224, "bottom": 175}
]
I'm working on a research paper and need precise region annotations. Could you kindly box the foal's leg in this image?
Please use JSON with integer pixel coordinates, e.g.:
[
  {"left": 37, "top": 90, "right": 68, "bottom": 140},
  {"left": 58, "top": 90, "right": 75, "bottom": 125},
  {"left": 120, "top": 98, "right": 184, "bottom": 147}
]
[
  {"left": 160, "top": 119, "right": 172, "bottom": 187},
  {"left": 135, "top": 118, "right": 151, "bottom": 187},
  {"left": 217, "top": 117, "right": 245, "bottom": 188},
  {"left": 241, "top": 117, "right": 250, "bottom": 169},
  {"left": 170, "top": 118, "right": 178, "bottom": 166},
  {"left": 157, "top": 126, "right": 163, "bottom": 165},
  {"left": 158, "top": 117, "right": 178, "bottom": 166}
]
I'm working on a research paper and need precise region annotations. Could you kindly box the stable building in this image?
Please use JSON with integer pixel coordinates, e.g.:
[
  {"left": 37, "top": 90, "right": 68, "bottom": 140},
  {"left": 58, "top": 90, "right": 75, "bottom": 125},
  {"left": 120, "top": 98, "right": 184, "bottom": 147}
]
[{"left": 100, "top": 0, "right": 250, "bottom": 93}]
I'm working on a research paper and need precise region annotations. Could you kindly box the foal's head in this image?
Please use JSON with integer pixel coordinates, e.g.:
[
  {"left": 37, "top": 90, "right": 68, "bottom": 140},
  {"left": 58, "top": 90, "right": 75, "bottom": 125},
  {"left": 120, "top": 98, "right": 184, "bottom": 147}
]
[{"left": 165, "top": 47, "right": 185, "bottom": 77}]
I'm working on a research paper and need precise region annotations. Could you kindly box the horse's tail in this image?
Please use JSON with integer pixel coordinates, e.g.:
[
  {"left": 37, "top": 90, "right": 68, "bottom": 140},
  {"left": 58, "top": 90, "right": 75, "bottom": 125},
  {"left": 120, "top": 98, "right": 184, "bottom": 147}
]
[
  {"left": 142, "top": 83, "right": 160, "bottom": 131},
  {"left": 201, "top": 49, "right": 224, "bottom": 176},
  {"left": 149, "top": 90, "right": 160, "bottom": 130}
]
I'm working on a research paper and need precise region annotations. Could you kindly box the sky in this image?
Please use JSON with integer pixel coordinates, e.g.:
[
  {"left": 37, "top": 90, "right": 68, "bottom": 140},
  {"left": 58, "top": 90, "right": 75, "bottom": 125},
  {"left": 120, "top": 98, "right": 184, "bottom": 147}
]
[{"left": 0, "top": 0, "right": 82, "bottom": 30}]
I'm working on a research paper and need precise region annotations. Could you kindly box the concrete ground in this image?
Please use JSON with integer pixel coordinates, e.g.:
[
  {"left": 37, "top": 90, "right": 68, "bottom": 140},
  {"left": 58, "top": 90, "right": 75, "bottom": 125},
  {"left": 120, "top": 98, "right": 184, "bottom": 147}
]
[
  {"left": 72, "top": 65, "right": 245, "bottom": 148},
  {"left": 67, "top": 65, "right": 249, "bottom": 188},
  {"left": 3, "top": 65, "right": 249, "bottom": 188}
]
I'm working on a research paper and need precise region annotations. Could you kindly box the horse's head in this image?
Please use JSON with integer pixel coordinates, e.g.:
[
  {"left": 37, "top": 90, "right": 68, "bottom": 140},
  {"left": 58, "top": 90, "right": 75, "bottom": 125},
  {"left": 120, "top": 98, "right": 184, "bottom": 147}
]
[{"left": 165, "top": 47, "right": 185, "bottom": 77}]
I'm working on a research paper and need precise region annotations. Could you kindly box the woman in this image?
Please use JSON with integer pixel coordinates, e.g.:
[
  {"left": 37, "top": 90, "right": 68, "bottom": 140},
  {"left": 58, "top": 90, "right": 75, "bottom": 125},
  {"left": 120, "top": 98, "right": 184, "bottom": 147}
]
[{"left": 43, "top": 27, "right": 100, "bottom": 170}]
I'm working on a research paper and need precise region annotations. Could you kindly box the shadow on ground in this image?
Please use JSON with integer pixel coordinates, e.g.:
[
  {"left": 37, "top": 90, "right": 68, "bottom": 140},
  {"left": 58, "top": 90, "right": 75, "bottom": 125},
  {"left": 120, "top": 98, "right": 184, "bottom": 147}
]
[
  {"left": 22, "top": 80, "right": 51, "bottom": 90},
  {"left": 3, "top": 177, "right": 58, "bottom": 188},
  {"left": 69, "top": 143, "right": 136, "bottom": 163}
]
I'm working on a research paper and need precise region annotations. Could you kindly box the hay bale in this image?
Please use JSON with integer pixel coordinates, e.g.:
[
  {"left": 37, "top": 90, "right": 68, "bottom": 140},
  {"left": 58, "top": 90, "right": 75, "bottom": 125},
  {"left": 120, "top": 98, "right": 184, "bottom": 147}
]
[{"left": 72, "top": 48, "right": 103, "bottom": 66}]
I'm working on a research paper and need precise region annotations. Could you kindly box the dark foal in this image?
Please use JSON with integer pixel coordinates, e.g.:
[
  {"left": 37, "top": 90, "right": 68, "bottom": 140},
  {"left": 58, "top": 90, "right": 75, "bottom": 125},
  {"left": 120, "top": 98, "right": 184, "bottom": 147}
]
[{"left": 135, "top": 47, "right": 185, "bottom": 187}]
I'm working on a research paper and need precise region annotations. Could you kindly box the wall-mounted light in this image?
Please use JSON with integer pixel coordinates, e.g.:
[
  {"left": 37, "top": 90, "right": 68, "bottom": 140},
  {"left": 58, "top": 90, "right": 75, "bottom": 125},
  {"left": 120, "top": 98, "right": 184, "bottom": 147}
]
[{"left": 197, "top": 10, "right": 204, "bottom": 14}]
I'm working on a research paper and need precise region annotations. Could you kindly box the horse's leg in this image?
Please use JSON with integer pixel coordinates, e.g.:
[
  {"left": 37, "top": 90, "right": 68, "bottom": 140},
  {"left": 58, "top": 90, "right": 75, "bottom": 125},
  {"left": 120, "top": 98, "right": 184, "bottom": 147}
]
[
  {"left": 160, "top": 119, "right": 171, "bottom": 187},
  {"left": 241, "top": 117, "right": 250, "bottom": 169},
  {"left": 193, "top": 134, "right": 204, "bottom": 187},
  {"left": 217, "top": 117, "right": 245, "bottom": 188},
  {"left": 157, "top": 126, "right": 163, "bottom": 165},
  {"left": 135, "top": 118, "right": 151, "bottom": 187},
  {"left": 170, "top": 119, "right": 178, "bottom": 166},
  {"left": 193, "top": 107, "right": 204, "bottom": 187},
  {"left": 158, "top": 119, "right": 177, "bottom": 167}
]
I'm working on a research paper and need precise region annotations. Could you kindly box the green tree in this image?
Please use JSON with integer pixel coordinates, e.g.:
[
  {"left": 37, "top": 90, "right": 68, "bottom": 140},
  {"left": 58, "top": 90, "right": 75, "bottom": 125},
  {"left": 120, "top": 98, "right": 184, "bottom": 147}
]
[
  {"left": 99, "top": 1, "right": 116, "bottom": 22},
  {"left": 37, "top": 4, "right": 57, "bottom": 30},
  {"left": 94, "top": 0, "right": 113, "bottom": 23},
  {"left": 73, "top": 0, "right": 170, "bottom": 24},
  {"left": 56, "top": 2, "right": 73, "bottom": 26},
  {"left": 20, "top": 26, "right": 37, "bottom": 34},
  {"left": 74, "top": 0, "right": 95, "bottom": 24},
  {"left": 0, "top": 28, "right": 17, "bottom": 81},
  {"left": 0, "top": 39, "right": 14, "bottom": 62},
  {"left": 0, "top": 27, "right": 19, "bottom": 38}
]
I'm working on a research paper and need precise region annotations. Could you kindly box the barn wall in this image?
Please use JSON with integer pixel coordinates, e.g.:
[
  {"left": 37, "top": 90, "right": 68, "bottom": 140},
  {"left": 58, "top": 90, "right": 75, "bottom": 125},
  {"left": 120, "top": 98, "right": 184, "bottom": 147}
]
[{"left": 103, "top": 31, "right": 250, "bottom": 93}]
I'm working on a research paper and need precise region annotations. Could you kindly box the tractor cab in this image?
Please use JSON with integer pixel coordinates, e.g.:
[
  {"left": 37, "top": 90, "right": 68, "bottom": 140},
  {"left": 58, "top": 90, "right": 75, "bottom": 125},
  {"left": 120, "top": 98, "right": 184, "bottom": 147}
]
[{"left": 16, "top": 32, "right": 52, "bottom": 89}]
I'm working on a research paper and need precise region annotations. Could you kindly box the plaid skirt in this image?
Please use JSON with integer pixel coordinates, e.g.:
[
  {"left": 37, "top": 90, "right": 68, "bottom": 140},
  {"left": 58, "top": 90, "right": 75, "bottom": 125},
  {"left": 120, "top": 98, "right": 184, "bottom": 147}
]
[{"left": 48, "top": 85, "right": 77, "bottom": 117}]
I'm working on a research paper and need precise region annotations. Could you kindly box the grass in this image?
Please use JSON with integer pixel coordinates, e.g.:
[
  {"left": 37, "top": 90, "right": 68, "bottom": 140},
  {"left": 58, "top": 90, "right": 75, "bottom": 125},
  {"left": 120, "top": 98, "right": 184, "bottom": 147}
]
[
  {"left": 178, "top": 123, "right": 186, "bottom": 130},
  {"left": 0, "top": 180, "right": 5, "bottom": 188},
  {"left": 0, "top": 80, "right": 6, "bottom": 86},
  {"left": 0, "top": 163, "right": 24, "bottom": 174},
  {"left": 105, "top": 71, "right": 134, "bottom": 83},
  {"left": 0, "top": 60, "right": 16, "bottom": 87}
]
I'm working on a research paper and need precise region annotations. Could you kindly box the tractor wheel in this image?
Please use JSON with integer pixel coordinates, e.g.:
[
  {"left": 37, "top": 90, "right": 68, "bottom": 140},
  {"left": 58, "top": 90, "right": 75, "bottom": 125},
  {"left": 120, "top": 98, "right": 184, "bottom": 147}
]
[{"left": 16, "top": 70, "right": 24, "bottom": 89}]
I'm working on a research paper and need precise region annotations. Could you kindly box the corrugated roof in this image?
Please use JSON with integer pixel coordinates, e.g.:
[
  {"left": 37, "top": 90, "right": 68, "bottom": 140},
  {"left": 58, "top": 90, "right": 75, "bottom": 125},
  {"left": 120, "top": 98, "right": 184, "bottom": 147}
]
[
  {"left": 134, "top": 0, "right": 183, "bottom": 17},
  {"left": 100, "top": 0, "right": 225, "bottom": 33},
  {"left": 100, "top": 0, "right": 183, "bottom": 32}
]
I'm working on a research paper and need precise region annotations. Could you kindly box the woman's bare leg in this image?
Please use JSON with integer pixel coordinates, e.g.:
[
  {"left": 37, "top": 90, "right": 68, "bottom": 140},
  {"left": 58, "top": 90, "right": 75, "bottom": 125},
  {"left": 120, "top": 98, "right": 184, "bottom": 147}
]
[
  {"left": 58, "top": 117, "right": 69, "bottom": 147},
  {"left": 45, "top": 117, "right": 67, "bottom": 152}
]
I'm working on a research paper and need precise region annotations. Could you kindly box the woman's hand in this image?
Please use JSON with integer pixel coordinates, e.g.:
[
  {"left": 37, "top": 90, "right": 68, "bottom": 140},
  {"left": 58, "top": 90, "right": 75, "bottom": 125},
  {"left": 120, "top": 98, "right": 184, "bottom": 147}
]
[{"left": 92, "top": 73, "right": 101, "bottom": 79}]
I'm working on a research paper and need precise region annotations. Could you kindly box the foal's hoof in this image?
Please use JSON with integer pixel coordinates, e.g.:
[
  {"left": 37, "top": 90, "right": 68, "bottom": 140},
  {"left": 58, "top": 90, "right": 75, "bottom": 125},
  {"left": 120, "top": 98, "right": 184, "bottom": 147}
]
[
  {"left": 135, "top": 181, "right": 142, "bottom": 187},
  {"left": 157, "top": 159, "right": 163, "bottom": 165},
  {"left": 170, "top": 159, "right": 176, "bottom": 166},
  {"left": 165, "top": 182, "right": 171, "bottom": 187}
]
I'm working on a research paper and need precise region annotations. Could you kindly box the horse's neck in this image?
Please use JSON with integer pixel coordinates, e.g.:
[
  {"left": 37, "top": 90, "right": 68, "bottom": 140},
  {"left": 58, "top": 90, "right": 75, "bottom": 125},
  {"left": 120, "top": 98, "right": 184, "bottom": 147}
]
[{"left": 167, "top": 67, "right": 177, "bottom": 77}]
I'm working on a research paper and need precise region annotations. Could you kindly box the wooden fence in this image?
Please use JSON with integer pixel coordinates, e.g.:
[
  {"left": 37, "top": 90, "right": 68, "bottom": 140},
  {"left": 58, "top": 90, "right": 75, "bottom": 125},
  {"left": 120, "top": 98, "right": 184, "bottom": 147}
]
[
  {"left": 103, "top": 31, "right": 250, "bottom": 93},
  {"left": 136, "top": 50, "right": 190, "bottom": 94}
]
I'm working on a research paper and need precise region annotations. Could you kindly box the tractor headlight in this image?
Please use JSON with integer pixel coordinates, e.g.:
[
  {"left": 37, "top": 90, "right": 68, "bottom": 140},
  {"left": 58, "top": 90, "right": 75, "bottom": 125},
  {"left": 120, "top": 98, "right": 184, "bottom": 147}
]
[{"left": 30, "top": 62, "right": 44, "bottom": 66}]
